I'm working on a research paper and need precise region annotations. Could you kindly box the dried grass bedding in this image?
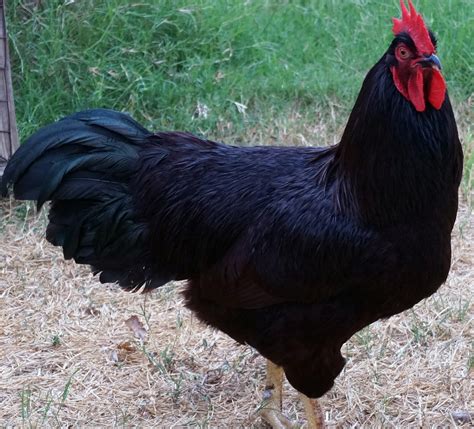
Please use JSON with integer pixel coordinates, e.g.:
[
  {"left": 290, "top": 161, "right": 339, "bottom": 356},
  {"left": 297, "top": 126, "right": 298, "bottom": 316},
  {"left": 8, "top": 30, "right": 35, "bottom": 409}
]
[{"left": 0, "top": 200, "right": 472, "bottom": 427}]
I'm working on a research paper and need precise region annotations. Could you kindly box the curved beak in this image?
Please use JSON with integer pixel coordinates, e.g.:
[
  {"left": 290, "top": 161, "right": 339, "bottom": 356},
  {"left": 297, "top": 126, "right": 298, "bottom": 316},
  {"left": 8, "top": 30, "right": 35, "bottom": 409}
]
[{"left": 419, "top": 54, "right": 442, "bottom": 70}]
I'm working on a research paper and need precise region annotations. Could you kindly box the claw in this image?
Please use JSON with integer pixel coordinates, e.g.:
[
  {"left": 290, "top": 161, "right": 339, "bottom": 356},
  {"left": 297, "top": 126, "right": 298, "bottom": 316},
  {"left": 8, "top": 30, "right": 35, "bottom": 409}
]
[
  {"left": 260, "top": 407, "right": 297, "bottom": 429},
  {"left": 259, "top": 360, "right": 325, "bottom": 429}
]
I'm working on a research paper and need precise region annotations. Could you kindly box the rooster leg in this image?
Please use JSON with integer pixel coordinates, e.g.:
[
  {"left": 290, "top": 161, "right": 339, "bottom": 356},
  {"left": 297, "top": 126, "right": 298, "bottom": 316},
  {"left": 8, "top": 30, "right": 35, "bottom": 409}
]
[
  {"left": 259, "top": 360, "right": 296, "bottom": 429},
  {"left": 299, "top": 393, "right": 325, "bottom": 429}
]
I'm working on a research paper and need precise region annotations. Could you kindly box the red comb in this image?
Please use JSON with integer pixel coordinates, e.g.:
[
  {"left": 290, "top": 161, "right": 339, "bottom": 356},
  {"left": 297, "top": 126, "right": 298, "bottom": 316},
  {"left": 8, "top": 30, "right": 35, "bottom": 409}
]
[{"left": 392, "top": 0, "right": 434, "bottom": 54}]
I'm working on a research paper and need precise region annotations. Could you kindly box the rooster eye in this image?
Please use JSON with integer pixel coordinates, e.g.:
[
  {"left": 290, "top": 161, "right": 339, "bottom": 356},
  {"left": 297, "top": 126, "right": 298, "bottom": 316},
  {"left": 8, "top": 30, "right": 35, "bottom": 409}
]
[{"left": 397, "top": 47, "right": 410, "bottom": 59}]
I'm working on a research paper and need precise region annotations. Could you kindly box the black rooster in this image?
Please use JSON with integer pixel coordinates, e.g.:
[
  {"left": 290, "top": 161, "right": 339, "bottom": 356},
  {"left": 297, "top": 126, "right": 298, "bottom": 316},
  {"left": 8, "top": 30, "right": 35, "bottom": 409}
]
[{"left": 1, "top": 1, "right": 463, "bottom": 427}]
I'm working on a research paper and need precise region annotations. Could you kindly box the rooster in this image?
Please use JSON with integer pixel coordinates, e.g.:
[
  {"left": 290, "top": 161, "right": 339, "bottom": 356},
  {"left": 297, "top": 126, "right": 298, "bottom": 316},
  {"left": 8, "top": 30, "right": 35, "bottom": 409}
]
[{"left": 1, "top": 1, "right": 463, "bottom": 427}]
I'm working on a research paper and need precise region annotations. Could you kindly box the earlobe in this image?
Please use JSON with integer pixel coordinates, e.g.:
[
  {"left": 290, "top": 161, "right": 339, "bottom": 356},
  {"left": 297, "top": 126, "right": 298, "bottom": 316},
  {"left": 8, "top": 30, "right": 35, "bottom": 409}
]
[{"left": 390, "top": 66, "right": 409, "bottom": 100}]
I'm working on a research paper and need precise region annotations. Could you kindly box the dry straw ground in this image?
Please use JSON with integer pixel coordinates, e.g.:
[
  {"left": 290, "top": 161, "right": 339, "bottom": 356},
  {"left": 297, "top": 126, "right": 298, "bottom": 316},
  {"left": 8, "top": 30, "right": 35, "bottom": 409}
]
[{"left": 0, "top": 110, "right": 473, "bottom": 427}]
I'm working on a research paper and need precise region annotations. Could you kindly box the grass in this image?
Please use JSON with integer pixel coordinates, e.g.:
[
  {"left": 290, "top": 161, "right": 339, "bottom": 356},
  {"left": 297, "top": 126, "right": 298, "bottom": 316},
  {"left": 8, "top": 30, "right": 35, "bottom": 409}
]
[
  {"left": 19, "top": 370, "right": 76, "bottom": 428},
  {"left": 6, "top": 1, "right": 474, "bottom": 192},
  {"left": 7, "top": 0, "right": 473, "bottom": 140}
]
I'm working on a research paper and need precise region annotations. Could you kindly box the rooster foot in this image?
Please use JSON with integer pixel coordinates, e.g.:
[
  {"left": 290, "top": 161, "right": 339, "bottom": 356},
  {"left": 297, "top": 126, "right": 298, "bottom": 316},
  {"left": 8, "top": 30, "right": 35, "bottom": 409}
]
[
  {"left": 260, "top": 387, "right": 296, "bottom": 429},
  {"left": 260, "top": 407, "right": 297, "bottom": 429},
  {"left": 259, "top": 360, "right": 325, "bottom": 429}
]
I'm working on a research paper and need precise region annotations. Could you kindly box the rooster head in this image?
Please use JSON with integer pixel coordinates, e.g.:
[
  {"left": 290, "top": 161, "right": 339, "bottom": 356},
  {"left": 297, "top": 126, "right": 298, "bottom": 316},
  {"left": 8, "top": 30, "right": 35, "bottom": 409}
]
[{"left": 388, "top": 0, "right": 446, "bottom": 112}]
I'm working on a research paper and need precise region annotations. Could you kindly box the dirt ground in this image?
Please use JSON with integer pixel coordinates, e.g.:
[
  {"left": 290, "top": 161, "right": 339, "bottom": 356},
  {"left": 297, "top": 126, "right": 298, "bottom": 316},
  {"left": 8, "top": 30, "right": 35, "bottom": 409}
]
[{"left": 0, "top": 198, "right": 472, "bottom": 427}]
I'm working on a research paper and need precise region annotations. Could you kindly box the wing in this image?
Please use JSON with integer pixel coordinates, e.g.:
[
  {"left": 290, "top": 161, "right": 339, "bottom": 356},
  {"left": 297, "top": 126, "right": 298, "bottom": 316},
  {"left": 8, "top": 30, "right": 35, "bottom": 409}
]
[
  {"left": 136, "top": 134, "right": 394, "bottom": 308},
  {"left": 195, "top": 193, "right": 396, "bottom": 309},
  {"left": 248, "top": 201, "right": 395, "bottom": 304}
]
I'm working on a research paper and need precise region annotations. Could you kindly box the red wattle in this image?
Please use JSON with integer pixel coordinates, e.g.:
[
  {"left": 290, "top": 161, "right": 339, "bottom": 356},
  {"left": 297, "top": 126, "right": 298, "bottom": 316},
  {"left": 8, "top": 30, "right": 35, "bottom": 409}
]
[
  {"left": 428, "top": 68, "right": 446, "bottom": 110},
  {"left": 407, "top": 66, "right": 425, "bottom": 112}
]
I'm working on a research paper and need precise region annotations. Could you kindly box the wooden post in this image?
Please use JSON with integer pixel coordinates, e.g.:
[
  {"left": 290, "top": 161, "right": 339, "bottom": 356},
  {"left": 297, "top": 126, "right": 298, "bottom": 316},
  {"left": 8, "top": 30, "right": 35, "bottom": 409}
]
[{"left": 0, "top": 0, "right": 19, "bottom": 177}]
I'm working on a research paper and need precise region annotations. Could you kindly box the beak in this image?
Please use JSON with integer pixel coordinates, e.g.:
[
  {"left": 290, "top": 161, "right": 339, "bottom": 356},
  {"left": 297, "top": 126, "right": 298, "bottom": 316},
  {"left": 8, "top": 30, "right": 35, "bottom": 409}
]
[{"left": 418, "top": 54, "right": 442, "bottom": 70}]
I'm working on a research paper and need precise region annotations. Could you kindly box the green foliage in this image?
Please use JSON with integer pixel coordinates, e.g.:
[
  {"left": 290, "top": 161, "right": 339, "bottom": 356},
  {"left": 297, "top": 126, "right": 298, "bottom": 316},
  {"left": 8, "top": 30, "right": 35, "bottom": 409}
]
[
  {"left": 7, "top": 0, "right": 473, "bottom": 139},
  {"left": 51, "top": 334, "right": 61, "bottom": 347}
]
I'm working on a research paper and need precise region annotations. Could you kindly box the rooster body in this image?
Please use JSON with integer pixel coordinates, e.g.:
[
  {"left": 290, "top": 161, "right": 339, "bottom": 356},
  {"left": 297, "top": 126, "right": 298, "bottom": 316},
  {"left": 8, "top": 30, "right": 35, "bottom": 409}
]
[{"left": 1, "top": 0, "right": 463, "bottom": 411}]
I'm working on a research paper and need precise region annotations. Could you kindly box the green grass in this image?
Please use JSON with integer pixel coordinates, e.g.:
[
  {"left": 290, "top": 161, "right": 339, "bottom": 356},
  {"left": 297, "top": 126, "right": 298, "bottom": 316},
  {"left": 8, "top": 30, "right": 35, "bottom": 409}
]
[
  {"left": 19, "top": 371, "right": 76, "bottom": 428},
  {"left": 6, "top": 0, "right": 473, "bottom": 143}
]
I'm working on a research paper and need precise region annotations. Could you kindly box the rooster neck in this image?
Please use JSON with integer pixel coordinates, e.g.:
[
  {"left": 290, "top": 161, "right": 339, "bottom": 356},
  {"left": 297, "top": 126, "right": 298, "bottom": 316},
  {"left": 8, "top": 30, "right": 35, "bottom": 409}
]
[{"left": 333, "top": 57, "right": 462, "bottom": 226}]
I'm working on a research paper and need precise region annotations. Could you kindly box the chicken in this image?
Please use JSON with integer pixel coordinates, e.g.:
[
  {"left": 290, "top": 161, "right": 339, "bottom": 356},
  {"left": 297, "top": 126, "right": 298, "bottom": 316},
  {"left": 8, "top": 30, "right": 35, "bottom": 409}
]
[{"left": 1, "top": 1, "right": 463, "bottom": 427}]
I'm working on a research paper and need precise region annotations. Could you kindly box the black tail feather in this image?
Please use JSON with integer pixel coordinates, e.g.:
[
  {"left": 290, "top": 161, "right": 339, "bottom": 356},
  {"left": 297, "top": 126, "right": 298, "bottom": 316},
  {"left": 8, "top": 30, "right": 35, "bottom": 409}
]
[{"left": 1, "top": 109, "right": 167, "bottom": 291}]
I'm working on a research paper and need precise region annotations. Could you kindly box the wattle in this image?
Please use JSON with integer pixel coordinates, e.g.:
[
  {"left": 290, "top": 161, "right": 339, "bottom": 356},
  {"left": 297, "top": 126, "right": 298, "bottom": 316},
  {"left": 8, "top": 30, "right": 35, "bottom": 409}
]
[
  {"left": 427, "top": 68, "right": 446, "bottom": 110},
  {"left": 391, "top": 66, "right": 446, "bottom": 112},
  {"left": 407, "top": 67, "right": 425, "bottom": 112}
]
